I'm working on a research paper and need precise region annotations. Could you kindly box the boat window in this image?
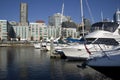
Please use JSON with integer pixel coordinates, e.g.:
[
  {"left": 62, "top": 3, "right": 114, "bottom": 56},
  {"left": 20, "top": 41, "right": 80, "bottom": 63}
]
[
  {"left": 85, "top": 38, "right": 96, "bottom": 44},
  {"left": 116, "top": 48, "right": 120, "bottom": 50},
  {"left": 93, "top": 38, "right": 119, "bottom": 46}
]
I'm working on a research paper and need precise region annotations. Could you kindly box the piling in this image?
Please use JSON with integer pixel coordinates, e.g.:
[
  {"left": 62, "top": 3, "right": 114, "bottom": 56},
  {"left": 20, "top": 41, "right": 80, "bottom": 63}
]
[{"left": 50, "top": 37, "right": 61, "bottom": 58}]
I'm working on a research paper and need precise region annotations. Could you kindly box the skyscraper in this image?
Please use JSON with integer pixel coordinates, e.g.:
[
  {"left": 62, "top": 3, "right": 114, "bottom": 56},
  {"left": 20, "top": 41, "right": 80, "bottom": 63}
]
[
  {"left": 19, "top": 3, "right": 28, "bottom": 26},
  {"left": 48, "top": 13, "right": 71, "bottom": 27}
]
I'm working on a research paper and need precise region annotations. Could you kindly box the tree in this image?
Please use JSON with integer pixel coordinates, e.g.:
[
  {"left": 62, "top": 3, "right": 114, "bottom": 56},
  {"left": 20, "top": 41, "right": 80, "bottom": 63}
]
[{"left": 62, "top": 21, "right": 77, "bottom": 28}]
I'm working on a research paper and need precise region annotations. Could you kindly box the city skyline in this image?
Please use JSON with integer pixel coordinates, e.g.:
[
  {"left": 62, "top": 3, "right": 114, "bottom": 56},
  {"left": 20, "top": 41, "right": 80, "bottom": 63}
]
[{"left": 0, "top": 0, "right": 120, "bottom": 24}]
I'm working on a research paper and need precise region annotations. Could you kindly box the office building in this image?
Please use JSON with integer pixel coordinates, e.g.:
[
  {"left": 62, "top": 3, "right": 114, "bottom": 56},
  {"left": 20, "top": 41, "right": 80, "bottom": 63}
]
[
  {"left": 19, "top": 3, "right": 28, "bottom": 26},
  {"left": 48, "top": 13, "right": 71, "bottom": 27},
  {"left": 48, "top": 13, "right": 72, "bottom": 38}
]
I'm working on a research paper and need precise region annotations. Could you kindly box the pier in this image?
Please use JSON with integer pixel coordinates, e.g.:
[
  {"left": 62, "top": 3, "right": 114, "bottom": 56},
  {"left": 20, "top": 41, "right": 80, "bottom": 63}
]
[
  {"left": 49, "top": 38, "right": 61, "bottom": 58},
  {"left": 0, "top": 41, "right": 33, "bottom": 47}
]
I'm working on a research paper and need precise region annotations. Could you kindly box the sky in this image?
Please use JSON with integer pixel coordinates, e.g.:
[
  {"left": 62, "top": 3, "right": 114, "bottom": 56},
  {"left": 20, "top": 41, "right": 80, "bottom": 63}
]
[{"left": 0, "top": 0, "right": 120, "bottom": 24}]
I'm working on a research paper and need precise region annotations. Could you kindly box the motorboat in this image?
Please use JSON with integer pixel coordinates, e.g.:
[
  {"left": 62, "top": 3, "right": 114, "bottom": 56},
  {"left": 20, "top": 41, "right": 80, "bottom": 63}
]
[
  {"left": 34, "top": 42, "right": 41, "bottom": 49},
  {"left": 33, "top": 42, "right": 47, "bottom": 49},
  {"left": 82, "top": 46, "right": 120, "bottom": 80},
  {"left": 61, "top": 25, "right": 120, "bottom": 61},
  {"left": 61, "top": 0, "right": 120, "bottom": 61}
]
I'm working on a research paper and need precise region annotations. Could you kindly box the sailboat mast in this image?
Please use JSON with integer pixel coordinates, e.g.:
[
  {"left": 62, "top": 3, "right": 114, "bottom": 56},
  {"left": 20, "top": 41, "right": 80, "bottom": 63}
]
[
  {"left": 101, "top": 11, "right": 103, "bottom": 22},
  {"left": 61, "top": 2, "right": 64, "bottom": 24},
  {"left": 59, "top": 2, "right": 64, "bottom": 37},
  {"left": 80, "top": 0, "right": 84, "bottom": 37}
]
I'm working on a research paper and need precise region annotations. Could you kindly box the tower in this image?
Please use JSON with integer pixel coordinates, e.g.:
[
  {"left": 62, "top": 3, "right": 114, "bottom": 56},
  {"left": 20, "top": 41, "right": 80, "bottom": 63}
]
[{"left": 19, "top": 3, "right": 28, "bottom": 26}]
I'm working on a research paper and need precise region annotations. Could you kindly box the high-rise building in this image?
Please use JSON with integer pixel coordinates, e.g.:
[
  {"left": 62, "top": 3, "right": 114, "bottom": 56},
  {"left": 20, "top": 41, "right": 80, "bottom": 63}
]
[
  {"left": 19, "top": 3, "right": 28, "bottom": 26},
  {"left": 48, "top": 13, "right": 71, "bottom": 27},
  {"left": 13, "top": 2, "right": 29, "bottom": 40},
  {"left": 114, "top": 9, "right": 120, "bottom": 24},
  {"left": 48, "top": 13, "right": 72, "bottom": 38}
]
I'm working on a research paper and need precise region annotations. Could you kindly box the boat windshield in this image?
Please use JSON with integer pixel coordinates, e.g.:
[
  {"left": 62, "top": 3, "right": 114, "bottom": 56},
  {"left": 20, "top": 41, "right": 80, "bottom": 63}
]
[{"left": 93, "top": 38, "right": 119, "bottom": 46}]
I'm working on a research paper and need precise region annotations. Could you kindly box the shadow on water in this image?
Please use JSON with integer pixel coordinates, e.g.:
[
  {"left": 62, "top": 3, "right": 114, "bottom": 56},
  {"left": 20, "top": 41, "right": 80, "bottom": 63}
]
[{"left": 0, "top": 47, "right": 112, "bottom": 80}]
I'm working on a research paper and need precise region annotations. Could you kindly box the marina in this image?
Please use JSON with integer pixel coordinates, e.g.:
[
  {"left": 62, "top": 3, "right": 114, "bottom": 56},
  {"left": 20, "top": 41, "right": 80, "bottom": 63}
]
[
  {"left": 0, "top": 0, "right": 120, "bottom": 80},
  {"left": 0, "top": 47, "right": 112, "bottom": 80}
]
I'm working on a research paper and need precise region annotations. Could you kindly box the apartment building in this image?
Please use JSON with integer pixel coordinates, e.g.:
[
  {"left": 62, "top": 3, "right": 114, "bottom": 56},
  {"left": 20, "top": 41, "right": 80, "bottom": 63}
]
[
  {"left": 29, "top": 21, "right": 48, "bottom": 41},
  {"left": 0, "top": 20, "right": 16, "bottom": 40}
]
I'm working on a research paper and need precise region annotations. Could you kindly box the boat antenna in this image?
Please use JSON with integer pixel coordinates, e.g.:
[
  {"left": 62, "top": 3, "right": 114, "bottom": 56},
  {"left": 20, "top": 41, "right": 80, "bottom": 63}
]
[{"left": 80, "top": 0, "right": 84, "bottom": 37}]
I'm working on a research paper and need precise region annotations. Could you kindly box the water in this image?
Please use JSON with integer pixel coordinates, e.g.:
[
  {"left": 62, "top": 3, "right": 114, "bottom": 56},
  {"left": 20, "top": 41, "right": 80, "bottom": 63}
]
[{"left": 0, "top": 47, "right": 112, "bottom": 80}]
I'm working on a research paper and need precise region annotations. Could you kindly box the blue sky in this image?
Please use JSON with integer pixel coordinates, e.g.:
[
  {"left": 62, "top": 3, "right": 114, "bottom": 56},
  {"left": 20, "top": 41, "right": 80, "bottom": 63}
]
[{"left": 0, "top": 0, "right": 120, "bottom": 24}]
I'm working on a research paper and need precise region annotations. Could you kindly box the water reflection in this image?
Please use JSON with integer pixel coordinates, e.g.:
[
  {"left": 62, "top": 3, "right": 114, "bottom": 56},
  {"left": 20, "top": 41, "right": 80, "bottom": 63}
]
[{"left": 0, "top": 47, "right": 112, "bottom": 80}]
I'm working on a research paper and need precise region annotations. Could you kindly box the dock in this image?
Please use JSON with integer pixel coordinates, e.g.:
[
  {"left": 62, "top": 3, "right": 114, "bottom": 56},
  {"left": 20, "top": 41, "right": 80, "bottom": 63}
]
[
  {"left": 0, "top": 41, "right": 33, "bottom": 47},
  {"left": 49, "top": 38, "right": 61, "bottom": 59}
]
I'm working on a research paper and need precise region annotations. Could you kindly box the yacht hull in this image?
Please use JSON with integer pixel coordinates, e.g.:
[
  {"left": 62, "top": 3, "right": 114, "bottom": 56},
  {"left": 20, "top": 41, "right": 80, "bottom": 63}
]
[
  {"left": 86, "top": 49, "right": 120, "bottom": 80},
  {"left": 62, "top": 47, "right": 89, "bottom": 61}
]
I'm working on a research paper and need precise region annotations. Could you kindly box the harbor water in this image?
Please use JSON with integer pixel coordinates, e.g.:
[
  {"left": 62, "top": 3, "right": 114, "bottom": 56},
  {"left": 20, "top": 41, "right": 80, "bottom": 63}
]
[{"left": 0, "top": 47, "right": 112, "bottom": 80}]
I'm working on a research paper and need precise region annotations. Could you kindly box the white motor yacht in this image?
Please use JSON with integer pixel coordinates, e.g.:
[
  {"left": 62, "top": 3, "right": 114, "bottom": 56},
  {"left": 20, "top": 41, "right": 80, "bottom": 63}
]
[
  {"left": 83, "top": 46, "right": 120, "bottom": 80},
  {"left": 61, "top": 25, "right": 120, "bottom": 61}
]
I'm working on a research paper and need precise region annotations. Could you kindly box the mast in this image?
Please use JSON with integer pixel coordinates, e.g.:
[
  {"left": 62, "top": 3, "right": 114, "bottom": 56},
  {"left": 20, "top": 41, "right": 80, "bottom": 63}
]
[
  {"left": 85, "top": 0, "right": 94, "bottom": 23},
  {"left": 101, "top": 11, "right": 103, "bottom": 22},
  {"left": 61, "top": 2, "right": 64, "bottom": 23},
  {"left": 80, "top": 0, "right": 84, "bottom": 37},
  {"left": 60, "top": 1, "right": 64, "bottom": 37}
]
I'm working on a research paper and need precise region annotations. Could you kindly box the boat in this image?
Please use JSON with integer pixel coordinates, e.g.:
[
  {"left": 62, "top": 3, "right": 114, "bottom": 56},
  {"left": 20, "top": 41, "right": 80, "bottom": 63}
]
[
  {"left": 82, "top": 45, "right": 120, "bottom": 80},
  {"left": 61, "top": 28, "right": 120, "bottom": 61},
  {"left": 33, "top": 37, "right": 61, "bottom": 50},
  {"left": 33, "top": 42, "right": 47, "bottom": 49},
  {"left": 61, "top": 0, "right": 120, "bottom": 61},
  {"left": 34, "top": 42, "right": 41, "bottom": 49},
  {"left": 45, "top": 36, "right": 67, "bottom": 51}
]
